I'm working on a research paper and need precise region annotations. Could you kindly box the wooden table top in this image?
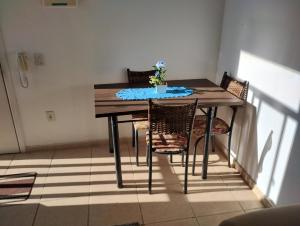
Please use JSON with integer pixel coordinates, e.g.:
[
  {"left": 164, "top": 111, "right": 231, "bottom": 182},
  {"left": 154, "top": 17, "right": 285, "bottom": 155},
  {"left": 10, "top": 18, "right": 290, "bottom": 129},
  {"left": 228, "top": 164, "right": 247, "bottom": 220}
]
[{"left": 94, "top": 79, "right": 244, "bottom": 117}]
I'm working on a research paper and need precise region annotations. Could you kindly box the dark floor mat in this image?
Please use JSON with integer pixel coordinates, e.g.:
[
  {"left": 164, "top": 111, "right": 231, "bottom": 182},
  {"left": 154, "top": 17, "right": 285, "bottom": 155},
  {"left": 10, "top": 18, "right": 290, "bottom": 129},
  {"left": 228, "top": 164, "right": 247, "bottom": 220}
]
[
  {"left": 113, "top": 223, "right": 140, "bottom": 226},
  {"left": 0, "top": 172, "right": 37, "bottom": 202}
]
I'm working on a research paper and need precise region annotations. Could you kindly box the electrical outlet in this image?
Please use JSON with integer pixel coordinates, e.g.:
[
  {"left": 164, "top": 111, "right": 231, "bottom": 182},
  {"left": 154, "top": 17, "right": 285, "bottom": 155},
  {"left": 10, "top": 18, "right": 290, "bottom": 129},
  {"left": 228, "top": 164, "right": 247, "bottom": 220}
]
[{"left": 46, "top": 111, "right": 56, "bottom": 121}]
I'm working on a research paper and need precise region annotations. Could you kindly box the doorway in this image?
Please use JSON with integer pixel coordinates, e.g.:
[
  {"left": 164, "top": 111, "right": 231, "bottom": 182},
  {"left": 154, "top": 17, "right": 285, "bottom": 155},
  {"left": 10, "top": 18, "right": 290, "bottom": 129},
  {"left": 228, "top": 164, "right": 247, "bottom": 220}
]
[{"left": 0, "top": 62, "right": 20, "bottom": 154}]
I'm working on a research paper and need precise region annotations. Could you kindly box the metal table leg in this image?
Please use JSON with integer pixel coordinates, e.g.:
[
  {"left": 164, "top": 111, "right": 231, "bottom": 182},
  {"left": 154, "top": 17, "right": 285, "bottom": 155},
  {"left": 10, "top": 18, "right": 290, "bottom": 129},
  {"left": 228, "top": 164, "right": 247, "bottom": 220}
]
[
  {"left": 202, "top": 107, "right": 214, "bottom": 179},
  {"left": 108, "top": 116, "right": 114, "bottom": 153},
  {"left": 111, "top": 115, "right": 123, "bottom": 188}
]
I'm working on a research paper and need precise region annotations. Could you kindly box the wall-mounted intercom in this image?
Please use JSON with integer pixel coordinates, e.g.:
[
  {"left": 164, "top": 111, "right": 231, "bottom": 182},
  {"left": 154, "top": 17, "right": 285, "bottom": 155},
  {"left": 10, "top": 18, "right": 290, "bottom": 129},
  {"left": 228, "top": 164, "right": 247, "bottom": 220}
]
[
  {"left": 17, "top": 52, "right": 29, "bottom": 88},
  {"left": 43, "top": 0, "right": 78, "bottom": 7}
]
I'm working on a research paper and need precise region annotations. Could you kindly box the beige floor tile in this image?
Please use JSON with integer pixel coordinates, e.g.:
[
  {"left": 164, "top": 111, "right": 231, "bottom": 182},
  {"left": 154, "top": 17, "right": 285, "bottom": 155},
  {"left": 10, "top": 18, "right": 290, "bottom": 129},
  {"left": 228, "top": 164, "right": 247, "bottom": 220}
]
[
  {"left": 197, "top": 211, "right": 244, "bottom": 226},
  {"left": 3, "top": 151, "right": 54, "bottom": 205},
  {"left": 51, "top": 149, "right": 91, "bottom": 166},
  {"left": 172, "top": 160, "right": 220, "bottom": 185},
  {"left": 6, "top": 150, "right": 53, "bottom": 175},
  {"left": 90, "top": 164, "right": 117, "bottom": 183},
  {"left": 0, "top": 138, "right": 261, "bottom": 226},
  {"left": 132, "top": 164, "right": 180, "bottom": 186},
  {"left": 89, "top": 203, "right": 143, "bottom": 226},
  {"left": 138, "top": 184, "right": 194, "bottom": 224},
  {"left": 0, "top": 154, "right": 14, "bottom": 175},
  {"left": 230, "top": 189, "right": 264, "bottom": 210},
  {"left": 34, "top": 197, "right": 88, "bottom": 226},
  {"left": 244, "top": 207, "right": 265, "bottom": 213},
  {"left": 42, "top": 179, "right": 90, "bottom": 201},
  {"left": 89, "top": 175, "right": 139, "bottom": 204},
  {"left": 90, "top": 147, "right": 137, "bottom": 203},
  {"left": 187, "top": 184, "right": 242, "bottom": 217},
  {"left": 146, "top": 218, "right": 199, "bottom": 226},
  {"left": 41, "top": 148, "right": 91, "bottom": 201},
  {"left": 0, "top": 204, "right": 38, "bottom": 226},
  {"left": 129, "top": 139, "right": 185, "bottom": 186},
  {"left": 128, "top": 137, "right": 173, "bottom": 167},
  {"left": 186, "top": 151, "right": 226, "bottom": 177},
  {"left": 185, "top": 176, "right": 227, "bottom": 195},
  {"left": 91, "top": 149, "right": 116, "bottom": 163},
  {"left": 211, "top": 163, "right": 239, "bottom": 174},
  {"left": 90, "top": 164, "right": 136, "bottom": 188},
  {"left": 42, "top": 163, "right": 91, "bottom": 200},
  {"left": 221, "top": 174, "right": 248, "bottom": 188},
  {"left": 91, "top": 142, "right": 113, "bottom": 157}
]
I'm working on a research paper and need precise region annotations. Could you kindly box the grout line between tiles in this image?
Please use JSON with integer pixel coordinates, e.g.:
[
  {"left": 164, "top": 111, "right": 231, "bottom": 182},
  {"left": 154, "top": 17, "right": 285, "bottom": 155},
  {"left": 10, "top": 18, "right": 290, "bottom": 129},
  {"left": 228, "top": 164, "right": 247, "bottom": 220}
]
[
  {"left": 3, "top": 154, "right": 15, "bottom": 175},
  {"left": 127, "top": 138, "right": 145, "bottom": 225},
  {"left": 195, "top": 216, "right": 202, "bottom": 226},
  {"left": 146, "top": 216, "right": 199, "bottom": 226},
  {"left": 171, "top": 152, "right": 199, "bottom": 221},
  {"left": 219, "top": 170, "right": 246, "bottom": 213},
  {"left": 87, "top": 146, "right": 93, "bottom": 226},
  {"left": 145, "top": 216, "right": 198, "bottom": 225},
  {"left": 0, "top": 154, "right": 16, "bottom": 209},
  {"left": 195, "top": 209, "right": 245, "bottom": 219},
  {"left": 1, "top": 138, "right": 264, "bottom": 226},
  {"left": 31, "top": 150, "right": 56, "bottom": 226}
]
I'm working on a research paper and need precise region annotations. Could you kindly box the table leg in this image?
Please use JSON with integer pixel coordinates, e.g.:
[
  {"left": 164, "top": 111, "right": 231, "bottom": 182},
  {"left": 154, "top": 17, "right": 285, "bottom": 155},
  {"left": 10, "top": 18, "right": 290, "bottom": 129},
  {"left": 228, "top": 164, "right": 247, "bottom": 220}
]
[
  {"left": 108, "top": 116, "right": 114, "bottom": 153},
  {"left": 202, "top": 107, "right": 214, "bottom": 179},
  {"left": 111, "top": 115, "right": 123, "bottom": 188}
]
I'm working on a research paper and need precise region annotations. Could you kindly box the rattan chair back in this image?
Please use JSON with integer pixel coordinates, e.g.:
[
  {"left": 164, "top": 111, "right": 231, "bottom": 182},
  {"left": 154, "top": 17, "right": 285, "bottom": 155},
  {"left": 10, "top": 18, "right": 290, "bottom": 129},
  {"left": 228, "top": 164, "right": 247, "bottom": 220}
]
[
  {"left": 148, "top": 99, "right": 198, "bottom": 136},
  {"left": 220, "top": 72, "right": 249, "bottom": 101},
  {"left": 127, "top": 68, "right": 156, "bottom": 85}
]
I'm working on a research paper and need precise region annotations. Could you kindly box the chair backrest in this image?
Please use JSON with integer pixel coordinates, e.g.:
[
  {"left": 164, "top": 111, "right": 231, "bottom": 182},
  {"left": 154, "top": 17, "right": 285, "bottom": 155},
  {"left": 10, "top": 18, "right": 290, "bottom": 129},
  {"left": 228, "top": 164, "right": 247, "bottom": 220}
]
[
  {"left": 220, "top": 72, "right": 249, "bottom": 101},
  {"left": 127, "top": 68, "right": 156, "bottom": 85},
  {"left": 219, "top": 72, "right": 249, "bottom": 130},
  {"left": 148, "top": 99, "right": 198, "bottom": 137}
]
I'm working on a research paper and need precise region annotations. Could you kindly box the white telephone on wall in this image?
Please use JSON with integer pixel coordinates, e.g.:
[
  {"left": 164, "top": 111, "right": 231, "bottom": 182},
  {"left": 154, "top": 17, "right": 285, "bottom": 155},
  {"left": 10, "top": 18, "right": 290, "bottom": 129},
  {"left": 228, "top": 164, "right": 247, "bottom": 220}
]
[{"left": 17, "top": 52, "right": 29, "bottom": 88}]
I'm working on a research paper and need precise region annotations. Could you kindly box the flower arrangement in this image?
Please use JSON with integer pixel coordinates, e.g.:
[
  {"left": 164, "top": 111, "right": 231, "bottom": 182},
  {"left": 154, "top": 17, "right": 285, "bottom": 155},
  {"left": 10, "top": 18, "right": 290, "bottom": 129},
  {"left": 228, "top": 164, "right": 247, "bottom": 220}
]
[{"left": 149, "top": 60, "right": 167, "bottom": 86}]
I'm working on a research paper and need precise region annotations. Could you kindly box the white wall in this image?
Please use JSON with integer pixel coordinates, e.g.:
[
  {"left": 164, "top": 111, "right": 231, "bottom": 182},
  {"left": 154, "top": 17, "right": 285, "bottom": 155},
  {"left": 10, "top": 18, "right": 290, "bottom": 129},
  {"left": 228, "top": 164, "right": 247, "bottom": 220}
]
[
  {"left": 0, "top": 0, "right": 225, "bottom": 147},
  {"left": 217, "top": 0, "right": 300, "bottom": 205}
]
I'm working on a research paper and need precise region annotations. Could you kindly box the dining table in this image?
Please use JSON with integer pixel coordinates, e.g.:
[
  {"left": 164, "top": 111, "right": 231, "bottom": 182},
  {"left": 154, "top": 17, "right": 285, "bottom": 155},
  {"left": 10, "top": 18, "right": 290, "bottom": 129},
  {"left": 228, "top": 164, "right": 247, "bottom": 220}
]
[{"left": 94, "top": 79, "right": 244, "bottom": 188}]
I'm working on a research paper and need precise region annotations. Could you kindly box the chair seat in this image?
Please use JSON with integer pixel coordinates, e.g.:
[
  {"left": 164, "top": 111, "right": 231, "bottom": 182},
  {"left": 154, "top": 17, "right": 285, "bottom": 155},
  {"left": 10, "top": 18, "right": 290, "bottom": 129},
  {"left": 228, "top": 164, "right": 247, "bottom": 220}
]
[
  {"left": 193, "top": 115, "right": 229, "bottom": 137},
  {"left": 132, "top": 113, "right": 149, "bottom": 130},
  {"left": 133, "top": 121, "right": 149, "bottom": 130},
  {"left": 146, "top": 133, "right": 188, "bottom": 154}
]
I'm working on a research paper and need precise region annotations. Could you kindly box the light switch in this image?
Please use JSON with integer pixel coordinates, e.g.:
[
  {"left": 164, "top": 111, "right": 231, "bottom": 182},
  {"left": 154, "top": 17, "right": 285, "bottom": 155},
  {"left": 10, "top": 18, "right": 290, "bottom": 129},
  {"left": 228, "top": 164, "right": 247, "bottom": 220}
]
[
  {"left": 46, "top": 111, "right": 56, "bottom": 121},
  {"left": 34, "top": 53, "right": 44, "bottom": 66}
]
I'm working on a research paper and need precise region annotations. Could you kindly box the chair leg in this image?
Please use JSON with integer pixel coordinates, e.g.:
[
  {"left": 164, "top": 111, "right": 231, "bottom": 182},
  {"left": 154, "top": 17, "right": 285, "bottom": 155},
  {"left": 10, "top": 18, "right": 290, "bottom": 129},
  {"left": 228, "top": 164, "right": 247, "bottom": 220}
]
[
  {"left": 227, "top": 132, "right": 232, "bottom": 168},
  {"left": 184, "top": 150, "right": 189, "bottom": 194},
  {"left": 135, "top": 130, "right": 139, "bottom": 166},
  {"left": 192, "top": 137, "right": 202, "bottom": 176},
  {"left": 170, "top": 154, "right": 173, "bottom": 163},
  {"left": 181, "top": 152, "right": 185, "bottom": 167},
  {"left": 148, "top": 145, "right": 153, "bottom": 194},
  {"left": 132, "top": 123, "right": 135, "bottom": 147},
  {"left": 211, "top": 135, "right": 216, "bottom": 152},
  {"left": 146, "top": 144, "right": 149, "bottom": 166}
]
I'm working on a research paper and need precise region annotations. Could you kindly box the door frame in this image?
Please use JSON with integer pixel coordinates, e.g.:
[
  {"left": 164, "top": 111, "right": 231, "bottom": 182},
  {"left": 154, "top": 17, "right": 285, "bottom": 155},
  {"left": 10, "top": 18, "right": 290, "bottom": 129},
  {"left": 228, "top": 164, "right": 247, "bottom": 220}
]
[{"left": 0, "top": 31, "right": 25, "bottom": 152}]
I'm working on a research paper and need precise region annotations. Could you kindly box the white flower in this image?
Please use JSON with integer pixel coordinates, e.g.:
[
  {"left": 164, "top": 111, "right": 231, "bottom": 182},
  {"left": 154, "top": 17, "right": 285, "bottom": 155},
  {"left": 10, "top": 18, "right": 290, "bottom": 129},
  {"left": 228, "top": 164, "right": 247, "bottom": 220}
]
[{"left": 155, "top": 60, "right": 166, "bottom": 69}]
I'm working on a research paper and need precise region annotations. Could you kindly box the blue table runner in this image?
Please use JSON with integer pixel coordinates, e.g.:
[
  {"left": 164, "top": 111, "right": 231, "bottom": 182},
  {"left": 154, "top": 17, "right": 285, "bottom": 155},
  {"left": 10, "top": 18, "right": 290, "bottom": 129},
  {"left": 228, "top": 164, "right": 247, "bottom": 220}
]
[{"left": 116, "top": 86, "right": 193, "bottom": 100}]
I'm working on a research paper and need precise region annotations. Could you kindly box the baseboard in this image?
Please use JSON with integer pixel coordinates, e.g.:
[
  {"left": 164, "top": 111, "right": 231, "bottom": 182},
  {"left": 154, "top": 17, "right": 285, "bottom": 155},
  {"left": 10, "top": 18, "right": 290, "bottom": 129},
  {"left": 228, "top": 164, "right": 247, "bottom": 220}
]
[
  {"left": 233, "top": 160, "right": 275, "bottom": 208},
  {"left": 25, "top": 139, "right": 108, "bottom": 152},
  {"left": 214, "top": 139, "right": 275, "bottom": 208}
]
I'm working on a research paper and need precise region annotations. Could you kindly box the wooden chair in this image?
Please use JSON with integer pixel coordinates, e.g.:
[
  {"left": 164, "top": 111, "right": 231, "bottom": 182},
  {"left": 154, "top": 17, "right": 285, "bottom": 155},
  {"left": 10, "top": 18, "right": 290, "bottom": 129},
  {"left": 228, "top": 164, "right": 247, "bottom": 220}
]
[
  {"left": 127, "top": 68, "right": 155, "bottom": 166},
  {"left": 147, "top": 99, "right": 198, "bottom": 194},
  {"left": 192, "top": 72, "right": 249, "bottom": 175}
]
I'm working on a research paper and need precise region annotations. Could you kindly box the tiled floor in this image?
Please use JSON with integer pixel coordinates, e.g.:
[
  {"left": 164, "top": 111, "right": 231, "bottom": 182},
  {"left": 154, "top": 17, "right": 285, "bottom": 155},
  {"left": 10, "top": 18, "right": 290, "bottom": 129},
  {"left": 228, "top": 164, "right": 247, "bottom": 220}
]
[{"left": 0, "top": 137, "right": 264, "bottom": 226}]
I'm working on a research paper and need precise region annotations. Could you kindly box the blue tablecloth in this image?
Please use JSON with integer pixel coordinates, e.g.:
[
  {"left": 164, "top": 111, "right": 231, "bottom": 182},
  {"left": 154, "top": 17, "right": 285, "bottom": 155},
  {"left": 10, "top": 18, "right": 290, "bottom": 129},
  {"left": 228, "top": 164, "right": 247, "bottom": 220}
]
[{"left": 116, "top": 86, "right": 193, "bottom": 100}]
